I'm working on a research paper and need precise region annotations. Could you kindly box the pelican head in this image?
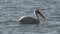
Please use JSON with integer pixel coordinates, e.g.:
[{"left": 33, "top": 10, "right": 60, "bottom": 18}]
[{"left": 34, "top": 9, "right": 45, "bottom": 20}]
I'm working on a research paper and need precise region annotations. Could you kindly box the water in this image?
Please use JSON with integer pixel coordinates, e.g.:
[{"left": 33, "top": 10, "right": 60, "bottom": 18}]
[{"left": 0, "top": 0, "right": 60, "bottom": 34}]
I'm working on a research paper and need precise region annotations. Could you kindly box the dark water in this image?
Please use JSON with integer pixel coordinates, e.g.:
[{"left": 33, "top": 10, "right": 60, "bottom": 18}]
[{"left": 0, "top": 0, "right": 60, "bottom": 34}]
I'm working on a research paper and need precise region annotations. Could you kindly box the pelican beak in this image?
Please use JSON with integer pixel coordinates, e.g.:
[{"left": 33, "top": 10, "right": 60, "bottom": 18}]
[{"left": 37, "top": 12, "right": 46, "bottom": 19}]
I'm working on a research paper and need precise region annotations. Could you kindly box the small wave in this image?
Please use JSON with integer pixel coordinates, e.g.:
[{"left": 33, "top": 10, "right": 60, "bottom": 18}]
[
  {"left": 0, "top": 20, "right": 18, "bottom": 25},
  {"left": 46, "top": 24, "right": 60, "bottom": 28},
  {"left": 0, "top": 20, "right": 17, "bottom": 23}
]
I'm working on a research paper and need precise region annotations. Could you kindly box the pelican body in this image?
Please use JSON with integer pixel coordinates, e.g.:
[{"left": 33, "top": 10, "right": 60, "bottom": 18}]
[{"left": 18, "top": 9, "right": 45, "bottom": 24}]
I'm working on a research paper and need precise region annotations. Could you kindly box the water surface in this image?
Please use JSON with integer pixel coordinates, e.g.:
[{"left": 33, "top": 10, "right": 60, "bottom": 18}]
[{"left": 0, "top": 0, "right": 60, "bottom": 34}]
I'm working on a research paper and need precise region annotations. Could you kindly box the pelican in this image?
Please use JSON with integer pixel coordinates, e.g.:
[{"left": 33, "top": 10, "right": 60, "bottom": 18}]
[{"left": 18, "top": 9, "right": 45, "bottom": 24}]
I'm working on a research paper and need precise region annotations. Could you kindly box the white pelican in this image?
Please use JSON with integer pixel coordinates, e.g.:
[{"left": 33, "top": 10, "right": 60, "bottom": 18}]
[{"left": 18, "top": 9, "right": 45, "bottom": 24}]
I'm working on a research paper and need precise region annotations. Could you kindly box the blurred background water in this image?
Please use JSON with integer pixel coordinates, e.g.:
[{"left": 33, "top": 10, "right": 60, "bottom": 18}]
[{"left": 0, "top": 0, "right": 60, "bottom": 34}]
